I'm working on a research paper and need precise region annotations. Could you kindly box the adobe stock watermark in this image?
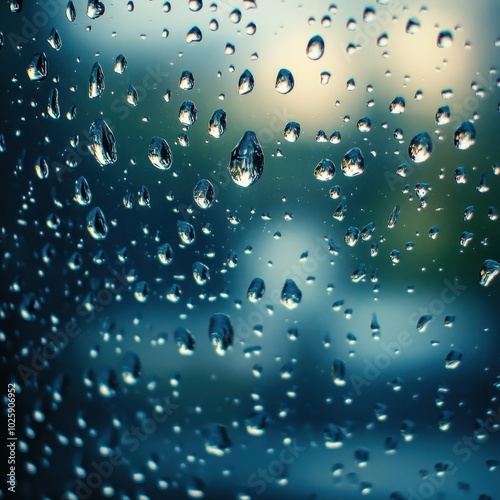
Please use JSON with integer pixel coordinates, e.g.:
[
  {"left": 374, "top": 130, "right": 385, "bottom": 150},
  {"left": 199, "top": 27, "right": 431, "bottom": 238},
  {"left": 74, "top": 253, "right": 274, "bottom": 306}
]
[
  {"left": 63, "top": 398, "right": 179, "bottom": 500},
  {"left": 16, "top": 266, "right": 132, "bottom": 384},
  {"left": 406, "top": 406, "right": 500, "bottom": 499},
  {"left": 247, "top": 440, "right": 307, "bottom": 495},
  {"left": 348, "top": 277, "right": 466, "bottom": 395},
  {"left": 408, "top": 278, "right": 466, "bottom": 328},
  {"left": 349, "top": 330, "right": 413, "bottom": 395},
  {"left": 6, "top": 0, "right": 66, "bottom": 50}
]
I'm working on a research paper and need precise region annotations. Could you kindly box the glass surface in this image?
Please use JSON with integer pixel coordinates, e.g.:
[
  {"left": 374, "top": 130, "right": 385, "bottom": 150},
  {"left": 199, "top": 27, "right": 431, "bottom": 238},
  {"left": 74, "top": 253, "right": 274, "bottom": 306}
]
[{"left": 1, "top": 1, "right": 499, "bottom": 499}]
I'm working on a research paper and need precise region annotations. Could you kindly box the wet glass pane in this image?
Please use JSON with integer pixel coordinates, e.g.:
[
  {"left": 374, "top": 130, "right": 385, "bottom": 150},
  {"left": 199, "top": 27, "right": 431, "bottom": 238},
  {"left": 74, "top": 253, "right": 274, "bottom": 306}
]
[{"left": 1, "top": 1, "right": 499, "bottom": 499}]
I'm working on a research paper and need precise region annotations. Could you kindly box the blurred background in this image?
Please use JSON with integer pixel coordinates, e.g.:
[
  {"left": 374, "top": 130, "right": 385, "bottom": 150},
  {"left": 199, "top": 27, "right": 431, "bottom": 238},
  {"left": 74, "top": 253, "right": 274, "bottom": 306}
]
[{"left": 1, "top": 0, "right": 499, "bottom": 498}]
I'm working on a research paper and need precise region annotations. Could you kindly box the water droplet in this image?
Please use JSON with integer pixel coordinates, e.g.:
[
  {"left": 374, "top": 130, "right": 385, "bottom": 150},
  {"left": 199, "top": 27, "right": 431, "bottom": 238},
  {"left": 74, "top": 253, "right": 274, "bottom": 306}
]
[
  {"left": 204, "top": 424, "right": 231, "bottom": 456},
  {"left": 341, "top": 147, "right": 365, "bottom": 177},
  {"left": 435, "top": 105, "right": 451, "bottom": 125},
  {"left": 345, "top": 226, "right": 360, "bottom": 246},
  {"left": 306, "top": 35, "right": 325, "bottom": 60},
  {"left": 208, "top": 109, "right": 227, "bottom": 138},
  {"left": 175, "top": 327, "right": 195, "bottom": 355},
  {"left": 238, "top": 69, "right": 254, "bottom": 94},
  {"left": 228, "top": 131, "right": 264, "bottom": 187},
  {"left": 86, "top": 207, "right": 108, "bottom": 240},
  {"left": 437, "top": 30, "right": 453, "bottom": 48},
  {"left": 186, "top": 26, "right": 202, "bottom": 43},
  {"left": 193, "top": 262, "right": 210, "bottom": 285},
  {"left": 361, "top": 222, "right": 375, "bottom": 240},
  {"left": 246, "top": 411, "right": 267, "bottom": 436},
  {"left": 281, "top": 279, "right": 302, "bottom": 309},
  {"left": 275, "top": 68, "right": 294, "bottom": 94},
  {"left": 445, "top": 350, "right": 462, "bottom": 369},
  {"left": 408, "top": 132, "right": 433, "bottom": 163},
  {"left": 463, "top": 205, "right": 474, "bottom": 221},
  {"left": 209, "top": 313, "right": 234, "bottom": 355},
  {"left": 193, "top": 179, "right": 215, "bottom": 208},
  {"left": 332, "top": 359, "right": 346, "bottom": 386},
  {"left": 148, "top": 136, "right": 172, "bottom": 170},
  {"left": 479, "top": 259, "right": 500, "bottom": 286},
  {"left": 333, "top": 201, "right": 347, "bottom": 221},
  {"left": 283, "top": 121, "right": 300, "bottom": 142},
  {"left": 126, "top": 85, "right": 138, "bottom": 106},
  {"left": 89, "top": 62, "right": 105, "bottom": 98},
  {"left": 454, "top": 121, "right": 475, "bottom": 150},
  {"left": 179, "top": 100, "right": 197, "bottom": 126},
  {"left": 74, "top": 176, "right": 92, "bottom": 205},
  {"left": 87, "top": 0, "right": 105, "bottom": 19},
  {"left": 177, "top": 221, "right": 195, "bottom": 245},
  {"left": 180, "top": 70, "right": 195, "bottom": 90},
  {"left": 157, "top": 243, "right": 173, "bottom": 265},
  {"left": 88, "top": 119, "right": 117, "bottom": 166},
  {"left": 35, "top": 156, "right": 49, "bottom": 179},
  {"left": 417, "top": 314, "right": 432, "bottom": 332},
  {"left": 324, "top": 423, "right": 344, "bottom": 448},
  {"left": 47, "top": 28, "right": 62, "bottom": 51},
  {"left": 66, "top": 1, "right": 76, "bottom": 22},
  {"left": 122, "top": 352, "right": 140, "bottom": 384},
  {"left": 389, "top": 96, "right": 405, "bottom": 114},
  {"left": 314, "top": 158, "right": 336, "bottom": 181},
  {"left": 329, "top": 185, "right": 341, "bottom": 199},
  {"left": 406, "top": 18, "right": 420, "bottom": 34},
  {"left": 357, "top": 116, "right": 371, "bottom": 132},
  {"left": 247, "top": 277, "right": 265, "bottom": 302},
  {"left": 27, "top": 52, "right": 48, "bottom": 81},
  {"left": 114, "top": 54, "right": 127, "bottom": 74}
]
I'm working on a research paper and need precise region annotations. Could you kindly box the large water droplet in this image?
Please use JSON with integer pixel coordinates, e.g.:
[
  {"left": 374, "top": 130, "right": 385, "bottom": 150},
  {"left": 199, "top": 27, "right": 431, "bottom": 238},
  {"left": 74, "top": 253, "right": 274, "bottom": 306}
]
[
  {"left": 74, "top": 176, "right": 92, "bottom": 205},
  {"left": 193, "top": 179, "right": 215, "bottom": 208},
  {"left": 86, "top": 207, "right": 108, "bottom": 240},
  {"left": 186, "top": 26, "right": 202, "bottom": 43},
  {"left": 179, "top": 70, "right": 195, "bottom": 90},
  {"left": 408, "top": 132, "right": 433, "bottom": 163},
  {"left": 437, "top": 30, "right": 453, "bottom": 48},
  {"left": 454, "top": 121, "right": 476, "bottom": 150},
  {"left": 228, "top": 131, "right": 264, "bottom": 187},
  {"left": 88, "top": 119, "right": 117, "bottom": 166},
  {"left": 283, "top": 121, "right": 300, "bottom": 142},
  {"left": 114, "top": 54, "right": 127, "bottom": 74},
  {"left": 179, "top": 100, "right": 197, "bottom": 126},
  {"left": 87, "top": 0, "right": 105, "bottom": 19},
  {"left": 281, "top": 279, "right": 302, "bottom": 309},
  {"left": 209, "top": 313, "right": 234, "bottom": 355},
  {"left": 148, "top": 136, "right": 172, "bottom": 170},
  {"left": 247, "top": 277, "right": 265, "bottom": 302},
  {"left": 306, "top": 35, "right": 325, "bottom": 60},
  {"left": 27, "top": 52, "right": 48, "bottom": 81},
  {"left": 204, "top": 424, "right": 231, "bottom": 456},
  {"left": 314, "top": 158, "right": 336, "bottom": 181},
  {"left": 479, "top": 259, "right": 500, "bottom": 286},
  {"left": 89, "top": 62, "right": 105, "bottom": 98},
  {"left": 47, "top": 28, "right": 62, "bottom": 51},
  {"left": 193, "top": 262, "right": 210, "bottom": 285},
  {"left": 275, "top": 68, "right": 294, "bottom": 94},
  {"left": 208, "top": 109, "right": 227, "bottom": 138},
  {"left": 177, "top": 221, "right": 195, "bottom": 245},
  {"left": 175, "top": 327, "right": 196, "bottom": 355},
  {"left": 238, "top": 69, "right": 254, "bottom": 95},
  {"left": 341, "top": 147, "right": 365, "bottom": 177}
]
